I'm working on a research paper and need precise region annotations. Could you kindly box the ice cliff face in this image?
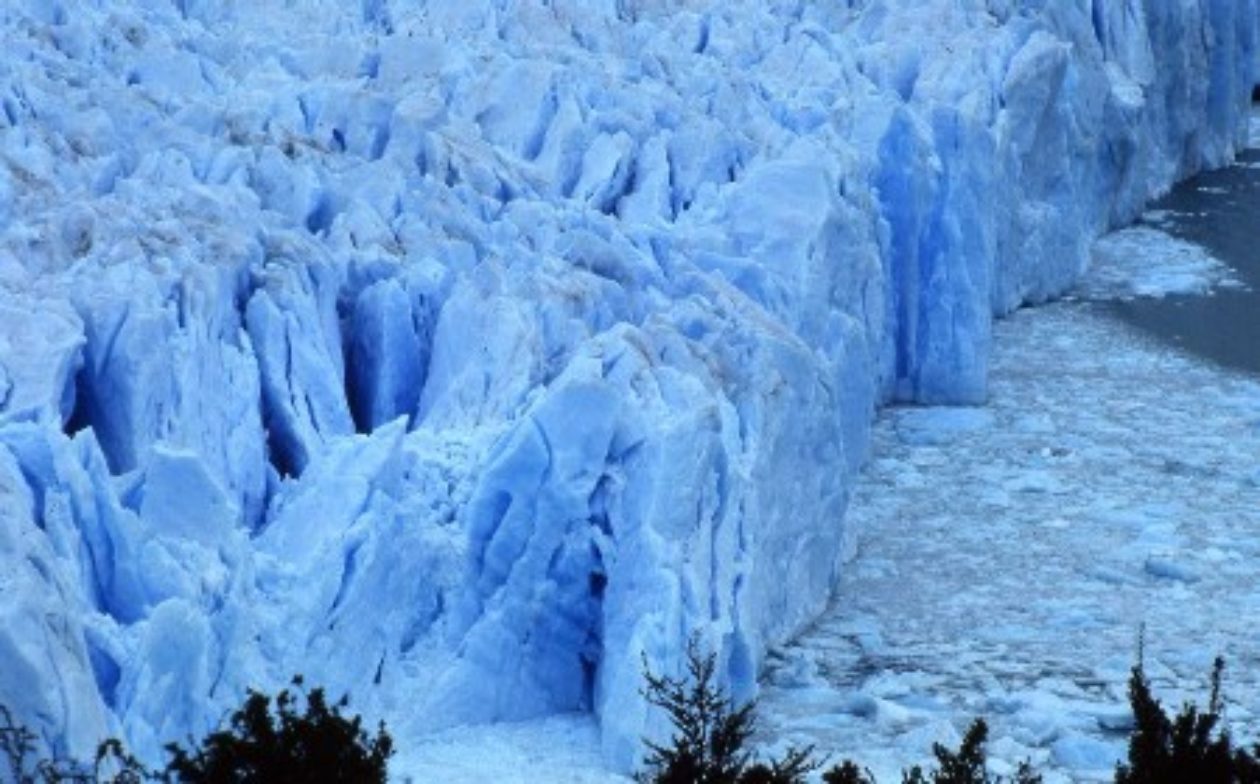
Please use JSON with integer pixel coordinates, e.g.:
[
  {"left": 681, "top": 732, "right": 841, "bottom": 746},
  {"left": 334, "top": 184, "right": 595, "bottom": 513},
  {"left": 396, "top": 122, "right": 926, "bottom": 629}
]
[{"left": 0, "top": 0, "right": 1254, "bottom": 772}]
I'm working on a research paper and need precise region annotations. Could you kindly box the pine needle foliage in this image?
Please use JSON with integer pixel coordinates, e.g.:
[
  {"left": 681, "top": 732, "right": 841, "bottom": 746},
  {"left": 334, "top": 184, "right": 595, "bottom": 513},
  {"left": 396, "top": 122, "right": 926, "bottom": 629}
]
[
  {"left": 739, "top": 747, "right": 827, "bottom": 784},
  {"left": 637, "top": 639, "right": 821, "bottom": 784},
  {"left": 165, "top": 675, "right": 393, "bottom": 784},
  {"left": 637, "top": 640, "right": 1041, "bottom": 784},
  {"left": 1, "top": 675, "right": 391, "bottom": 783},
  {"left": 0, "top": 706, "right": 147, "bottom": 783},
  {"left": 1114, "top": 656, "right": 1260, "bottom": 784},
  {"left": 822, "top": 760, "right": 878, "bottom": 784},
  {"left": 899, "top": 720, "right": 1041, "bottom": 784}
]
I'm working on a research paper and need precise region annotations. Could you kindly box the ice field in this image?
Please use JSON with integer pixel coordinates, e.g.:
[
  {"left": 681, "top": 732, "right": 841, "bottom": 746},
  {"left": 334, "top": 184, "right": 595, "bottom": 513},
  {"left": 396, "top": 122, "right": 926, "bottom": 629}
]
[{"left": 0, "top": 0, "right": 1256, "bottom": 777}]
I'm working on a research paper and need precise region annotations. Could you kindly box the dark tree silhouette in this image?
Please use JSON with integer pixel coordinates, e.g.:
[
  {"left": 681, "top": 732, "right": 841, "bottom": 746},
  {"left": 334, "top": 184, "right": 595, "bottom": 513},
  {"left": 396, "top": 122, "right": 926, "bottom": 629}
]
[
  {"left": 637, "top": 639, "right": 820, "bottom": 784},
  {"left": 1114, "top": 656, "right": 1259, "bottom": 784},
  {"left": 164, "top": 676, "right": 392, "bottom": 784}
]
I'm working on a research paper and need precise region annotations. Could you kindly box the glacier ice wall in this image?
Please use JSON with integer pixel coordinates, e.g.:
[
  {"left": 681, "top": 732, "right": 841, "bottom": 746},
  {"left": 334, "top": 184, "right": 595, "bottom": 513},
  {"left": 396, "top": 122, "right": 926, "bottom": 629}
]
[{"left": 0, "top": 0, "right": 1254, "bottom": 772}]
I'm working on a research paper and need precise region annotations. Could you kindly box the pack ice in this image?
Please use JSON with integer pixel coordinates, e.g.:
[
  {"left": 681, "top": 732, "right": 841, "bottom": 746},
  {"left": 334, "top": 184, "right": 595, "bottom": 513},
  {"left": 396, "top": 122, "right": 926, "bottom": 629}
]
[{"left": 0, "top": 0, "right": 1254, "bottom": 773}]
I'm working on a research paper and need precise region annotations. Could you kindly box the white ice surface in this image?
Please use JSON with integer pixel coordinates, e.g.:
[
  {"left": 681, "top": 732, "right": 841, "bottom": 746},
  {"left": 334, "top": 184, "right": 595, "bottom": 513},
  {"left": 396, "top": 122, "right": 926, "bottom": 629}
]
[{"left": 397, "top": 714, "right": 624, "bottom": 784}]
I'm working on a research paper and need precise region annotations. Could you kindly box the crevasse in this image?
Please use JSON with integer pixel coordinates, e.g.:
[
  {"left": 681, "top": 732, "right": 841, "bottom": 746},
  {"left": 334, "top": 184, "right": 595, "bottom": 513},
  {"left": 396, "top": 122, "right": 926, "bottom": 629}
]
[{"left": 0, "top": 0, "right": 1254, "bottom": 773}]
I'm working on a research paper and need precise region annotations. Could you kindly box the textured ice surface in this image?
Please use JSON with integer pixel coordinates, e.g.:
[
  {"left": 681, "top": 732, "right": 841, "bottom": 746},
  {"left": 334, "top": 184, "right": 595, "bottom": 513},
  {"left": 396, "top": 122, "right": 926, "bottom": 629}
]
[
  {"left": 398, "top": 713, "right": 622, "bottom": 784},
  {"left": 0, "top": 0, "right": 1256, "bottom": 774},
  {"left": 1077, "top": 226, "right": 1244, "bottom": 300},
  {"left": 759, "top": 300, "right": 1260, "bottom": 783}
]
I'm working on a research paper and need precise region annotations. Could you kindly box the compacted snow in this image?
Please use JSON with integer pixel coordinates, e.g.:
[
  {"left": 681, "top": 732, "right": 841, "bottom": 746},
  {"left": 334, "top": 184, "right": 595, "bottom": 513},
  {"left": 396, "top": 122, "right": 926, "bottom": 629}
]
[{"left": 0, "top": 0, "right": 1256, "bottom": 775}]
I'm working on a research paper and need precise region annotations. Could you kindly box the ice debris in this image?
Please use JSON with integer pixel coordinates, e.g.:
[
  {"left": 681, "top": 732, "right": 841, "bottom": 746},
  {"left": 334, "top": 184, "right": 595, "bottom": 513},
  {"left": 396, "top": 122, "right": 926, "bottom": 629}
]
[{"left": 0, "top": 0, "right": 1255, "bottom": 772}]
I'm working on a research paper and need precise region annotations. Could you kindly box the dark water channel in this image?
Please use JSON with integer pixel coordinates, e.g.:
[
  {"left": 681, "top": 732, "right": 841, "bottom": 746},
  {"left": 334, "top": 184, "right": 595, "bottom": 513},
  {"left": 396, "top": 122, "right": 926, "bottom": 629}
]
[{"left": 1102, "top": 120, "right": 1260, "bottom": 375}]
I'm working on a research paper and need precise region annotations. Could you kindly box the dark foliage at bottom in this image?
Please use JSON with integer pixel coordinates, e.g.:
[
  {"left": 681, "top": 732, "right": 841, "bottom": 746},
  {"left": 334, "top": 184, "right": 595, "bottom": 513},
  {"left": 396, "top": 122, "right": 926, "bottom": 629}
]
[
  {"left": 9, "top": 646, "right": 1260, "bottom": 782},
  {"left": 1, "top": 677, "right": 390, "bottom": 783},
  {"left": 636, "top": 638, "right": 821, "bottom": 783},
  {"left": 1, "top": 705, "right": 146, "bottom": 784},
  {"left": 165, "top": 675, "right": 393, "bottom": 783},
  {"left": 1115, "top": 656, "right": 1260, "bottom": 783},
  {"left": 899, "top": 719, "right": 1041, "bottom": 784},
  {"left": 638, "top": 642, "right": 1039, "bottom": 784}
]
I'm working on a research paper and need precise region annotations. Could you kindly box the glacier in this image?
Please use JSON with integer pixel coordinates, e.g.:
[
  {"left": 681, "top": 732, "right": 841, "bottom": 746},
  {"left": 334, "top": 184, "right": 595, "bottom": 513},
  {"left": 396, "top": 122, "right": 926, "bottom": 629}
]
[{"left": 0, "top": 0, "right": 1255, "bottom": 774}]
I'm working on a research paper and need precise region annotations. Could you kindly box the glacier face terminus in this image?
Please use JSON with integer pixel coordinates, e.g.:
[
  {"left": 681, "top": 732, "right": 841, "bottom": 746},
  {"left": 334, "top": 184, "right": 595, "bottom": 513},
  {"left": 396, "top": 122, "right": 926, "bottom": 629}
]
[{"left": 0, "top": 0, "right": 1254, "bottom": 773}]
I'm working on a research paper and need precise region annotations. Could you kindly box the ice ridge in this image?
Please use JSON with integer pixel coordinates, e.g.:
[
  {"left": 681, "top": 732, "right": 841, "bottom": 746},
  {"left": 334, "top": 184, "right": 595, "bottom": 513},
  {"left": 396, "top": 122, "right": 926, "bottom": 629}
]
[{"left": 0, "top": 0, "right": 1254, "bottom": 772}]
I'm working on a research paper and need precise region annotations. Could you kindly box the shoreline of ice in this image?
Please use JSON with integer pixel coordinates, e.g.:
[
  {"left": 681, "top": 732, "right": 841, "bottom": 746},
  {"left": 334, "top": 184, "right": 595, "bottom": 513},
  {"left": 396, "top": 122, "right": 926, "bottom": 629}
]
[
  {"left": 1075, "top": 224, "right": 1245, "bottom": 301},
  {"left": 389, "top": 219, "right": 1260, "bottom": 781},
  {"left": 758, "top": 300, "right": 1260, "bottom": 783},
  {"left": 0, "top": 0, "right": 1255, "bottom": 770}
]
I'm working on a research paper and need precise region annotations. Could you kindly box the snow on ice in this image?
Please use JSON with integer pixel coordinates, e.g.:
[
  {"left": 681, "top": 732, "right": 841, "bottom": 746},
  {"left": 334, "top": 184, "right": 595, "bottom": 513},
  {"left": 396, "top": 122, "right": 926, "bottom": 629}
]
[{"left": 0, "top": 0, "right": 1255, "bottom": 775}]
